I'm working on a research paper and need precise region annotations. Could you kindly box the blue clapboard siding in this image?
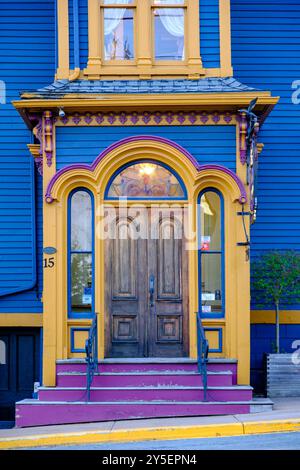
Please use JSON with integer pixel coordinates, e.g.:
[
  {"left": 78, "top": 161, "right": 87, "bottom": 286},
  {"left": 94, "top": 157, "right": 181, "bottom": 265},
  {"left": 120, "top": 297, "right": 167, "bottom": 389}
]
[
  {"left": 55, "top": 125, "right": 236, "bottom": 171},
  {"left": 79, "top": 0, "right": 88, "bottom": 69},
  {"left": 69, "top": 0, "right": 88, "bottom": 70},
  {"left": 0, "top": 0, "right": 55, "bottom": 311},
  {"left": 232, "top": 1, "right": 300, "bottom": 285},
  {"left": 200, "top": 0, "right": 220, "bottom": 68}
]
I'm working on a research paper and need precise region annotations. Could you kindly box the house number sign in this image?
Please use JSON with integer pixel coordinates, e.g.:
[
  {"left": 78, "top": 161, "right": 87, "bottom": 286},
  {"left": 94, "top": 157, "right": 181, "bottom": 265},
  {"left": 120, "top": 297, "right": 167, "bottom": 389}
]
[{"left": 43, "top": 246, "right": 57, "bottom": 269}]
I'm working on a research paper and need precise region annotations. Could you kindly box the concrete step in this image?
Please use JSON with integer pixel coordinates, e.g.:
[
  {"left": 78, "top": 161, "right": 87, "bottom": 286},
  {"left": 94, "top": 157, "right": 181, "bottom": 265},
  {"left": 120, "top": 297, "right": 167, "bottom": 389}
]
[
  {"left": 38, "top": 385, "right": 252, "bottom": 402},
  {"left": 56, "top": 370, "right": 233, "bottom": 387}
]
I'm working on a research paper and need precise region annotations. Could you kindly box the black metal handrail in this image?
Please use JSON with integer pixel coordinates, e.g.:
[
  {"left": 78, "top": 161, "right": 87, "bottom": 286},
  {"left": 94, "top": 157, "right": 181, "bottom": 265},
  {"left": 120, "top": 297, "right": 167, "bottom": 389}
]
[
  {"left": 196, "top": 311, "right": 209, "bottom": 401},
  {"left": 85, "top": 314, "right": 98, "bottom": 402}
]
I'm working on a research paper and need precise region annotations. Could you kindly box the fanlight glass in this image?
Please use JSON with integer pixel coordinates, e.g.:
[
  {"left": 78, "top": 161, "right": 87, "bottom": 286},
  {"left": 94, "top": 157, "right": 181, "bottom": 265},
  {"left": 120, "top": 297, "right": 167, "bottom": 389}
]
[{"left": 106, "top": 162, "right": 185, "bottom": 198}]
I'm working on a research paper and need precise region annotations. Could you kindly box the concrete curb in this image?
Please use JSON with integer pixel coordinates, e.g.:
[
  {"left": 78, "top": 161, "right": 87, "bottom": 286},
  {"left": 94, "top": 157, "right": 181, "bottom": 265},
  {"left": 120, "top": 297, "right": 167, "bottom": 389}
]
[{"left": 1, "top": 418, "right": 300, "bottom": 449}]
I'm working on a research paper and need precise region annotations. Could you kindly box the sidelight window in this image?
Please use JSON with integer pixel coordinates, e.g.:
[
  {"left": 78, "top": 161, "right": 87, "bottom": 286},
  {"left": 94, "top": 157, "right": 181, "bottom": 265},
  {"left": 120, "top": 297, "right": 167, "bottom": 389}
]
[
  {"left": 68, "top": 189, "right": 94, "bottom": 318},
  {"left": 198, "top": 189, "right": 225, "bottom": 318}
]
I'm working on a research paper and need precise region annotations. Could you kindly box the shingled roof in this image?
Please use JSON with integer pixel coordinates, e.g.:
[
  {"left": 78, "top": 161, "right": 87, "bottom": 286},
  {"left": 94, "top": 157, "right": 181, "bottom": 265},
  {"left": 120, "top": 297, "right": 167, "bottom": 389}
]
[{"left": 21, "top": 77, "right": 259, "bottom": 99}]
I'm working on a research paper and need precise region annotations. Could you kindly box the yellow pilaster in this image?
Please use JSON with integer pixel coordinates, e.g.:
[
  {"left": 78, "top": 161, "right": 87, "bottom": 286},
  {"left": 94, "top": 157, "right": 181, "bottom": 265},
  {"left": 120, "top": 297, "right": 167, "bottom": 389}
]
[
  {"left": 187, "top": 0, "right": 203, "bottom": 78},
  {"left": 56, "top": 0, "right": 70, "bottom": 79},
  {"left": 219, "top": 0, "right": 233, "bottom": 77},
  {"left": 42, "top": 112, "right": 57, "bottom": 386},
  {"left": 236, "top": 207, "right": 251, "bottom": 385},
  {"left": 85, "top": 0, "right": 102, "bottom": 78},
  {"left": 137, "top": 0, "right": 152, "bottom": 78}
]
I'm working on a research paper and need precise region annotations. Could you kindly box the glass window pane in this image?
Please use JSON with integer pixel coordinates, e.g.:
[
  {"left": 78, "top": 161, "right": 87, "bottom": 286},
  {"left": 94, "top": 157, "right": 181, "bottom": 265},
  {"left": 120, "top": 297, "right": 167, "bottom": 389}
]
[
  {"left": 71, "top": 191, "right": 92, "bottom": 251},
  {"left": 107, "top": 162, "right": 185, "bottom": 198},
  {"left": 200, "top": 191, "right": 221, "bottom": 251},
  {"left": 104, "top": 8, "right": 134, "bottom": 60},
  {"left": 154, "top": 0, "right": 184, "bottom": 4},
  {"left": 154, "top": 8, "right": 184, "bottom": 60},
  {"left": 201, "top": 254, "right": 222, "bottom": 314},
  {"left": 71, "top": 253, "right": 92, "bottom": 312}
]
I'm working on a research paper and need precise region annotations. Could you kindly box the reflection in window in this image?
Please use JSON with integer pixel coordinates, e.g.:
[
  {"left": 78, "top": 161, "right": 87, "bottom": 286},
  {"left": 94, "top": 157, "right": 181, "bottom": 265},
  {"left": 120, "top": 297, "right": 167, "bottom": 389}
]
[
  {"left": 154, "top": 1, "right": 185, "bottom": 61},
  {"left": 103, "top": 0, "right": 135, "bottom": 60},
  {"left": 69, "top": 190, "right": 93, "bottom": 316},
  {"left": 106, "top": 161, "right": 186, "bottom": 199},
  {"left": 199, "top": 190, "right": 224, "bottom": 317}
]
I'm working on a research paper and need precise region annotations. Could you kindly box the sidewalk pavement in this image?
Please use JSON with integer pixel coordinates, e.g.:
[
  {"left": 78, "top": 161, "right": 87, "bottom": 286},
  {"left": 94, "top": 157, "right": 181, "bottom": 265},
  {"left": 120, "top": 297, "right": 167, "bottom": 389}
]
[{"left": 1, "top": 398, "right": 300, "bottom": 449}]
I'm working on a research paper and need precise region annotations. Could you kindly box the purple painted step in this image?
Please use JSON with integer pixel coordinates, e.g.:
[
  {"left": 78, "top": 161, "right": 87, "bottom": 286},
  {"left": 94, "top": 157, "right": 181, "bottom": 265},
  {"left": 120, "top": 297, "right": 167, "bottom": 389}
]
[
  {"left": 56, "top": 371, "right": 233, "bottom": 387},
  {"left": 56, "top": 360, "right": 237, "bottom": 384},
  {"left": 38, "top": 386, "right": 252, "bottom": 402},
  {"left": 16, "top": 401, "right": 250, "bottom": 428}
]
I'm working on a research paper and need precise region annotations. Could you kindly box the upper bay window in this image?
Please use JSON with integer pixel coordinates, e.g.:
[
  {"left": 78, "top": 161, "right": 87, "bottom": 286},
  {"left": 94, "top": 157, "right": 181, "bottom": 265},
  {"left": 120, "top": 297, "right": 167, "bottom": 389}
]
[
  {"left": 86, "top": 0, "right": 202, "bottom": 78},
  {"left": 102, "top": 0, "right": 185, "bottom": 62}
]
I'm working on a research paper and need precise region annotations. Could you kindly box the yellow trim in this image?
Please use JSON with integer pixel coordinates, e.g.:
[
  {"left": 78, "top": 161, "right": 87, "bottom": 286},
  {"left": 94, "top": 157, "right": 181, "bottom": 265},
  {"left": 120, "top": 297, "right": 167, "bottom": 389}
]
[
  {"left": 15, "top": 92, "right": 278, "bottom": 111},
  {"left": 56, "top": 0, "right": 70, "bottom": 79},
  {"left": 42, "top": 114, "right": 58, "bottom": 386},
  {"left": 43, "top": 137, "right": 251, "bottom": 386},
  {"left": 251, "top": 310, "right": 300, "bottom": 324},
  {"left": 0, "top": 314, "right": 43, "bottom": 327},
  {"left": 219, "top": 0, "right": 233, "bottom": 76},
  {"left": 1, "top": 418, "right": 300, "bottom": 449}
]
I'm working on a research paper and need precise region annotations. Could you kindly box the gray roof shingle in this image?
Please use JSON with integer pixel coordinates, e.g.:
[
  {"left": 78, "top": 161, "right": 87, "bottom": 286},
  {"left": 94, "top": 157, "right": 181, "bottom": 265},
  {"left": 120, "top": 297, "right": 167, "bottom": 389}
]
[{"left": 22, "top": 77, "right": 259, "bottom": 98}]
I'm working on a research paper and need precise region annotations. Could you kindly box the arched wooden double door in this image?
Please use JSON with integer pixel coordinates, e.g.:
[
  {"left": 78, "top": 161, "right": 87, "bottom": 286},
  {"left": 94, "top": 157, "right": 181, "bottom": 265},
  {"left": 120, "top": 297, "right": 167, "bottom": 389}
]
[{"left": 104, "top": 207, "right": 189, "bottom": 358}]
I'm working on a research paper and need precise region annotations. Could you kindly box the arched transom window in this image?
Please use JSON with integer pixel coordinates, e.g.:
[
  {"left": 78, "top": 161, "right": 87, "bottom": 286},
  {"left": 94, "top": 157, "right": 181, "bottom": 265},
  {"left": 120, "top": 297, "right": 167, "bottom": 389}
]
[{"left": 105, "top": 160, "right": 187, "bottom": 199}]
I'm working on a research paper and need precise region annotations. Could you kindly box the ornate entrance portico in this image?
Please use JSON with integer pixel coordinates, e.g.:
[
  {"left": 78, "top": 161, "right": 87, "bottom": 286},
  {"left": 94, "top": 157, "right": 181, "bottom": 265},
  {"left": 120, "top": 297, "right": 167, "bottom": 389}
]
[{"left": 42, "top": 135, "right": 251, "bottom": 386}]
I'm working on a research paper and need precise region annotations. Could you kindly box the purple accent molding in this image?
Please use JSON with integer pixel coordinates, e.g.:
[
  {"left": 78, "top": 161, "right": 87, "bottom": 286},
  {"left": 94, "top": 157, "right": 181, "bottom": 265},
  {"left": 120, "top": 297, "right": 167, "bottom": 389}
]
[
  {"left": 45, "top": 136, "right": 247, "bottom": 204},
  {"left": 72, "top": 114, "right": 81, "bottom": 125},
  {"left": 84, "top": 113, "right": 93, "bottom": 125},
  {"left": 95, "top": 113, "right": 104, "bottom": 125}
]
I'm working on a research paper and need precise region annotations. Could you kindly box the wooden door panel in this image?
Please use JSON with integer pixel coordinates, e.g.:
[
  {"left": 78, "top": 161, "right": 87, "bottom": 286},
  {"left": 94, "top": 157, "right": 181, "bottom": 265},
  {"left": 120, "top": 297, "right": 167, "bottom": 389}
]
[
  {"left": 149, "top": 211, "right": 188, "bottom": 357},
  {"left": 157, "top": 315, "right": 182, "bottom": 342},
  {"left": 112, "top": 226, "right": 137, "bottom": 299},
  {"left": 157, "top": 221, "right": 182, "bottom": 300},
  {"left": 105, "top": 212, "right": 146, "bottom": 357},
  {"left": 105, "top": 207, "right": 188, "bottom": 358},
  {"left": 112, "top": 314, "right": 138, "bottom": 343}
]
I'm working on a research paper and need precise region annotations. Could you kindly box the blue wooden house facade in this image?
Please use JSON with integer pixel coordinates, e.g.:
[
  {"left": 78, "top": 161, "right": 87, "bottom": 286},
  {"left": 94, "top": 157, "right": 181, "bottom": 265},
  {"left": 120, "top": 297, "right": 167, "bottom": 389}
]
[{"left": 0, "top": 0, "right": 299, "bottom": 426}]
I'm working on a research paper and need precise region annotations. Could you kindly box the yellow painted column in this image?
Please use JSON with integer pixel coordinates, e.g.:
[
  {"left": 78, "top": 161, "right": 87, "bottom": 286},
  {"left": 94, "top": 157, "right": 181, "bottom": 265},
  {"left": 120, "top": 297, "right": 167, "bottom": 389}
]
[
  {"left": 85, "top": 0, "right": 101, "bottom": 78},
  {"left": 187, "top": 0, "right": 203, "bottom": 78},
  {"left": 42, "top": 112, "right": 58, "bottom": 386},
  {"left": 219, "top": 0, "right": 233, "bottom": 77},
  {"left": 56, "top": 0, "right": 70, "bottom": 79},
  {"left": 136, "top": 0, "right": 152, "bottom": 78},
  {"left": 236, "top": 208, "right": 250, "bottom": 385}
]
